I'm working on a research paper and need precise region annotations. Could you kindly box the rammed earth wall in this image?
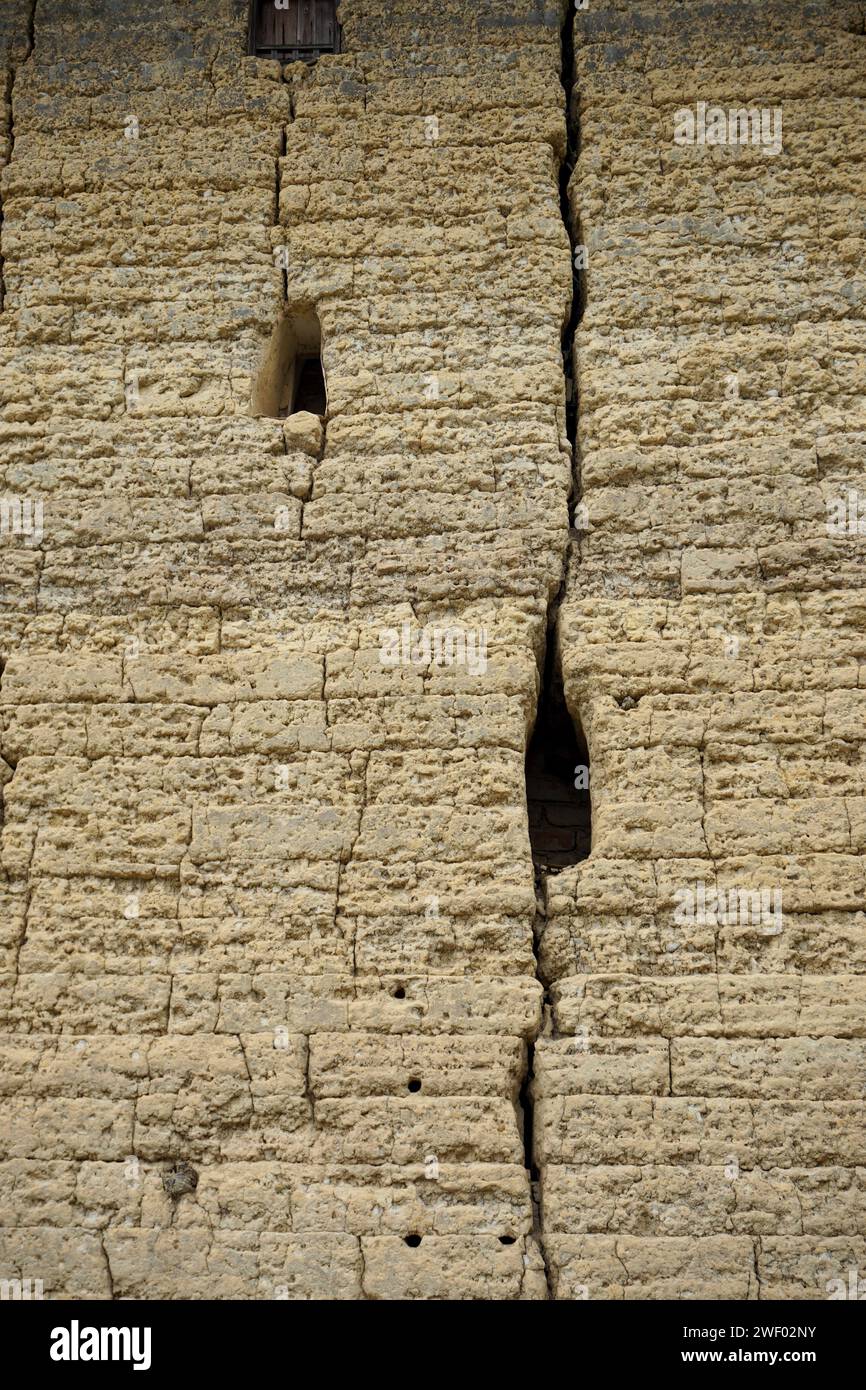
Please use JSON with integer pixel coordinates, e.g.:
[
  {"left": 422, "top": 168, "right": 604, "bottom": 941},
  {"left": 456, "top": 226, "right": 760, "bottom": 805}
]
[
  {"left": 0, "top": 0, "right": 864, "bottom": 1300},
  {"left": 541, "top": 0, "right": 866, "bottom": 1300},
  {"left": 0, "top": 0, "right": 568, "bottom": 1301}
]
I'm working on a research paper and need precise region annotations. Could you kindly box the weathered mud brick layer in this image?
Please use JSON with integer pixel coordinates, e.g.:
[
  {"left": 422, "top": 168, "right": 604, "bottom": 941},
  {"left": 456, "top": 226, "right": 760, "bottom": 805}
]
[
  {"left": 538, "top": 0, "right": 866, "bottom": 1299},
  {"left": 0, "top": 0, "right": 576, "bottom": 1299}
]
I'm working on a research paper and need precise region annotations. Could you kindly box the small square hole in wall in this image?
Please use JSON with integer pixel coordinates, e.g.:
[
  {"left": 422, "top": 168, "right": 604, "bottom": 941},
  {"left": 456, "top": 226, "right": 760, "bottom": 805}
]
[{"left": 249, "top": 0, "right": 341, "bottom": 63}]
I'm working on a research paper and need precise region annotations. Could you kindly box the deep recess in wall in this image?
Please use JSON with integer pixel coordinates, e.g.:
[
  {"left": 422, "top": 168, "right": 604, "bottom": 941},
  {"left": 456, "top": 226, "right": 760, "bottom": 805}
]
[
  {"left": 251, "top": 307, "right": 327, "bottom": 420},
  {"left": 293, "top": 354, "right": 327, "bottom": 414},
  {"left": 526, "top": 644, "right": 590, "bottom": 871}
]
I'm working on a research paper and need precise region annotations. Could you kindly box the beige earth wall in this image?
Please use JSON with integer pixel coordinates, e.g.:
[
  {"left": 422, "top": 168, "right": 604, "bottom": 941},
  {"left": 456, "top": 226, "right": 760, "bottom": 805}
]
[
  {"left": 0, "top": 0, "right": 569, "bottom": 1300},
  {"left": 540, "top": 0, "right": 866, "bottom": 1300},
  {"left": 0, "top": 0, "right": 862, "bottom": 1303}
]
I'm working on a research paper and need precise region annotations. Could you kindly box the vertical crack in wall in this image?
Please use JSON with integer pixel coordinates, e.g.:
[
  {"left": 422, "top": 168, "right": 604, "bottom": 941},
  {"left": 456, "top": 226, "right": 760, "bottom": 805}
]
[
  {"left": 276, "top": 122, "right": 288, "bottom": 301},
  {"left": 519, "top": 0, "right": 582, "bottom": 1301},
  {"left": 0, "top": 0, "right": 36, "bottom": 311},
  {"left": 559, "top": 0, "right": 580, "bottom": 467}
]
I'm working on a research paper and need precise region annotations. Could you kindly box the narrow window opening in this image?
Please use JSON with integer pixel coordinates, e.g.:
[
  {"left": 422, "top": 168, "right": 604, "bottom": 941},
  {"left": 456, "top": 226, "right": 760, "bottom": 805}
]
[
  {"left": 292, "top": 355, "right": 326, "bottom": 415},
  {"left": 525, "top": 657, "right": 591, "bottom": 871},
  {"left": 251, "top": 308, "right": 326, "bottom": 421},
  {"left": 249, "top": 0, "right": 341, "bottom": 63}
]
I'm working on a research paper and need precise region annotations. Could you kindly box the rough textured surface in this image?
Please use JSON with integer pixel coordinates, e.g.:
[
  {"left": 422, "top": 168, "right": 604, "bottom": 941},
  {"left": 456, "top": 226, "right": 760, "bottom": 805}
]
[
  {"left": 538, "top": 0, "right": 866, "bottom": 1301},
  {"left": 0, "top": 0, "right": 863, "bottom": 1300},
  {"left": 0, "top": 0, "right": 566, "bottom": 1301}
]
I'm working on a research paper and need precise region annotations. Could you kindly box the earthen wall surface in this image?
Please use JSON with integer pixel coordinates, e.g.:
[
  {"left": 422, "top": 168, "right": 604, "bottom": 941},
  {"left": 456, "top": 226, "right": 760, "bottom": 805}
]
[{"left": 0, "top": 0, "right": 863, "bottom": 1300}]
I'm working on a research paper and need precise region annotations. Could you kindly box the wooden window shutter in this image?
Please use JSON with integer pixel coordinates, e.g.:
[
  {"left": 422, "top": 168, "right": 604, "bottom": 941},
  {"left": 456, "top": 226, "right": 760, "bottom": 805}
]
[{"left": 250, "top": 0, "right": 341, "bottom": 62}]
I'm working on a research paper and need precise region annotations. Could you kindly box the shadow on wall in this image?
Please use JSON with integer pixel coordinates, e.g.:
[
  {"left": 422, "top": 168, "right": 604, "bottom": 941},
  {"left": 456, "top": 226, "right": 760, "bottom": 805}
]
[
  {"left": 525, "top": 665, "right": 591, "bottom": 872},
  {"left": 251, "top": 307, "right": 327, "bottom": 419}
]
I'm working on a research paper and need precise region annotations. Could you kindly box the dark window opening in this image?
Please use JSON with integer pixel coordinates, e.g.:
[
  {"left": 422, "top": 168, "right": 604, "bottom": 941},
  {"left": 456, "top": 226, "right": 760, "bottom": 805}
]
[
  {"left": 525, "top": 664, "right": 591, "bottom": 871},
  {"left": 249, "top": 0, "right": 341, "bottom": 63},
  {"left": 251, "top": 308, "right": 326, "bottom": 421},
  {"left": 292, "top": 355, "right": 326, "bottom": 415}
]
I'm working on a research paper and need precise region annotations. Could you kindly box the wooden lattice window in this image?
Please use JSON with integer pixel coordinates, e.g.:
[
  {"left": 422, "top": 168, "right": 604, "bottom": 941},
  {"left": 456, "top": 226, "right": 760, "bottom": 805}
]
[{"left": 249, "top": 0, "right": 341, "bottom": 63}]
